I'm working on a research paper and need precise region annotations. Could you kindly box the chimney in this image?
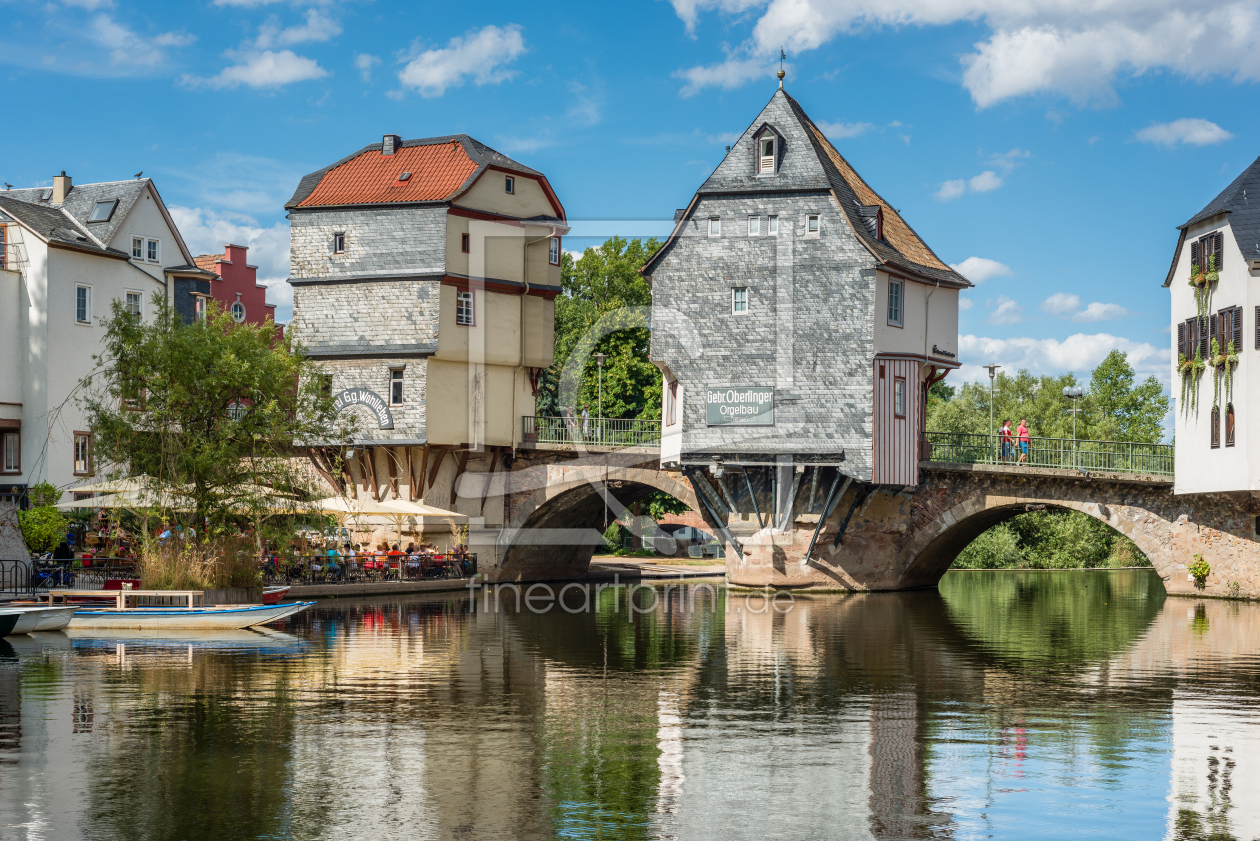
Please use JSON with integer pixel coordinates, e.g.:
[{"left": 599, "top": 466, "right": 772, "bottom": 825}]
[
  {"left": 52, "top": 171, "right": 72, "bottom": 204},
  {"left": 382, "top": 134, "right": 401, "bottom": 156}
]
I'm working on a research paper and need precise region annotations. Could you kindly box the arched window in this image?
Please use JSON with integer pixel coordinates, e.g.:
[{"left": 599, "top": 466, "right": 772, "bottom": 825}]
[
  {"left": 1226, "top": 403, "right": 1236, "bottom": 447},
  {"left": 1211, "top": 405, "right": 1221, "bottom": 448}
]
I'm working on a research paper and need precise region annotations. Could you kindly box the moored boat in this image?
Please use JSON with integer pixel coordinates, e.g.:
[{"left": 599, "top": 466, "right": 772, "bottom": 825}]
[
  {"left": 67, "top": 601, "right": 314, "bottom": 630},
  {"left": 262, "top": 585, "right": 291, "bottom": 605},
  {"left": 0, "top": 606, "right": 77, "bottom": 635}
]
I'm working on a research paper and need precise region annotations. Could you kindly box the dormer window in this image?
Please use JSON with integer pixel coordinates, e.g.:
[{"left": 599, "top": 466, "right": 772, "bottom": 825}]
[
  {"left": 505, "top": 176, "right": 515, "bottom": 194},
  {"left": 758, "top": 136, "right": 775, "bottom": 174},
  {"left": 88, "top": 199, "right": 117, "bottom": 222},
  {"left": 398, "top": 172, "right": 412, "bottom": 181}
]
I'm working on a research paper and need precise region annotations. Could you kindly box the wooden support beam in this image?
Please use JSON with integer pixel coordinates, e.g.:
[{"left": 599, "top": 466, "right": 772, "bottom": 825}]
[
  {"left": 416, "top": 444, "right": 431, "bottom": 500},
  {"left": 385, "top": 447, "right": 401, "bottom": 499},
  {"left": 449, "top": 450, "right": 471, "bottom": 507},
  {"left": 742, "top": 468, "right": 764, "bottom": 531},
  {"left": 306, "top": 448, "right": 342, "bottom": 495},
  {"left": 480, "top": 446, "right": 502, "bottom": 515},
  {"left": 804, "top": 472, "right": 849, "bottom": 564},
  {"left": 365, "top": 447, "right": 381, "bottom": 502},
  {"left": 427, "top": 445, "right": 449, "bottom": 490},
  {"left": 684, "top": 468, "right": 743, "bottom": 561},
  {"left": 832, "top": 483, "right": 872, "bottom": 548},
  {"left": 405, "top": 446, "right": 414, "bottom": 501}
]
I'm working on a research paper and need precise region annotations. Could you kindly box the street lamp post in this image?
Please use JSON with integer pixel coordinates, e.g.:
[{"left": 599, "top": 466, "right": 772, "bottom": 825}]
[
  {"left": 594, "top": 353, "right": 607, "bottom": 440},
  {"left": 1063, "top": 385, "right": 1085, "bottom": 468},
  {"left": 984, "top": 364, "right": 1002, "bottom": 464}
]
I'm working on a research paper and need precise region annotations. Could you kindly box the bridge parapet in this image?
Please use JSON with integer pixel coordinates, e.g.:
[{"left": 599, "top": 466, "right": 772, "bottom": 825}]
[{"left": 924, "top": 431, "right": 1173, "bottom": 477}]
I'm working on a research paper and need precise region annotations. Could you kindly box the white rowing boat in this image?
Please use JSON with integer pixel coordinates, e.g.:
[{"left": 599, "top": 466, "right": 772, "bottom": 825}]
[
  {"left": 0, "top": 606, "right": 77, "bottom": 635},
  {"left": 66, "top": 601, "right": 314, "bottom": 630}
]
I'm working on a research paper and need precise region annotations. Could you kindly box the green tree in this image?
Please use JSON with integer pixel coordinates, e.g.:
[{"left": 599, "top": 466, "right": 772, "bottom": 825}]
[
  {"left": 536, "top": 236, "right": 662, "bottom": 420},
  {"left": 81, "top": 298, "right": 356, "bottom": 538},
  {"left": 1088, "top": 349, "right": 1168, "bottom": 443}
]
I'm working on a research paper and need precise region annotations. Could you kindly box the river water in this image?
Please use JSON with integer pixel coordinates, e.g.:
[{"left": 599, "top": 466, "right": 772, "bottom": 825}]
[{"left": 1, "top": 570, "right": 1258, "bottom": 840}]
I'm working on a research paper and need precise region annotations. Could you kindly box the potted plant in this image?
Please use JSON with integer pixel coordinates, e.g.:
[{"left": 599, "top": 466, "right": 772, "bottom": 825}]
[{"left": 1188, "top": 553, "right": 1210, "bottom": 588}]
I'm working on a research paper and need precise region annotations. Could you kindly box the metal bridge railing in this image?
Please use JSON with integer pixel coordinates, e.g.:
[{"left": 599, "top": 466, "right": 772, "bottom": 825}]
[
  {"left": 923, "top": 431, "right": 1174, "bottom": 476},
  {"left": 522, "top": 416, "right": 661, "bottom": 448}
]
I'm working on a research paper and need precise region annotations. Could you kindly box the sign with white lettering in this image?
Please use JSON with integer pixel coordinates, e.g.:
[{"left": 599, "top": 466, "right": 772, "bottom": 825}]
[
  {"left": 705, "top": 387, "right": 774, "bottom": 426},
  {"left": 333, "top": 388, "right": 394, "bottom": 430}
]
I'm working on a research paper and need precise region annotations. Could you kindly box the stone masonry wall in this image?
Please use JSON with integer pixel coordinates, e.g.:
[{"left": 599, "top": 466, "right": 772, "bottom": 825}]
[
  {"left": 289, "top": 206, "right": 447, "bottom": 280},
  {"left": 290, "top": 279, "right": 440, "bottom": 355},
  {"left": 317, "top": 357, "right": 429, "bottom": 442}
]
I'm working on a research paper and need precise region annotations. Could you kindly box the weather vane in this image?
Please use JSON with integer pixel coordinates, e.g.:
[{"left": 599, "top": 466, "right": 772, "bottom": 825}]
[{"left": 778, "top": 48, "right": 786, "bottom": 87}]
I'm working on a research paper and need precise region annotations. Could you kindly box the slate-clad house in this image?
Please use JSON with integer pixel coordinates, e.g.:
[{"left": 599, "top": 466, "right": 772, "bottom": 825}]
[
  {"left": 0, "top": 173, "right": 212, "bottom": 501},
  {"left": 644, "top": 86, "right": 969, "bottom": 488},
  {"left": 286, "top": 134, "right": 565, "bottom": 508},
  {"left": 1166, "top": 156, "right": 1260, "bottom": 495}
]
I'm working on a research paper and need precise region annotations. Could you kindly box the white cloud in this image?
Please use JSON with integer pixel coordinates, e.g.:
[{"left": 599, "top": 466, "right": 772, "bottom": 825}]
[
  {"left": 988, "top": 147, "right": 1031, "bottom": 173},
  {"left": 675, "top": 56, "right": 772, "bottom": 97},
  {"left": 1073, "top": 301, "right": 1130, "bottom": 322},
  {"left": 950, "top": 256, "right": 1012, "bottom": 284},
  {"left": 815, "top": 120, "right": 873, "bottom": 139},
  {"left": 62, "top": 0, "right": 114, "bottom": 7},
  {"left": 91, "top": 14, "right": 193, "bottom": 67},
  {"left": 968, "top": 170, "right": 1003, "bottom": 193},
  {"left": 354, "top": 53, "right": 380, "bottom": 82},
  {"left": 169, "top": 206, "right": 292, "bottom": 320},
  {"left": 1041, "top": 292, "right": 1081, "bottom": 316},
  {"left": 988, "top": 295, "right": 1024, "bottom": 325},
  {"left": 255, "top": 9, "right": 341, "bottom": 49},
  {"left": 670, "top": 1, "right": 1260, "bottom": 108},
  {"left": 568, "top": 81, "right": 602, "bottom": 127},
  {"left": 936, "top": 179, "right": 967, "bottom": 201},
  {"left": 1136, "top": 118, "right": 1234, "bottom": 147},
  {"left": 959, "top": 297, "right": 974, "bottom": 310},
  {"left": 184, "top": 49, "right": 328, "bottom": 89},
  {"left": 955, "top": 332, "right": 1168, "bottom": 386},
  {"left": 160, "top": 152, "right": 305, "bottom": 216},
  {"left": 398, "top": 24, "right": 526, "bottom": 98}
]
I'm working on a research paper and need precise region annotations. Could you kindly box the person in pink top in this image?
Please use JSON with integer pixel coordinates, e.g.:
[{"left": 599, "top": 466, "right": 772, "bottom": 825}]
[{"left": 1017, "top": 418, "right": 1030, "bottom": 465}]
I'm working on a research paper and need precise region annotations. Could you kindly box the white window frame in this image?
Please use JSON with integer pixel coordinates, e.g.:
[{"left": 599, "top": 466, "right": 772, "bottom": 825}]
[
  {"left": 894, "top": 377, "right": 906, "bottom": 419},
  {"left": 732, "top": 287, "right": 748, "bottom": 315},
  {"left": 748, "top": 216, "right": 760, "bottom": 236},
  {"left": 230, "top": 300, "right": 246, "bottom": 323},
  {"left": 1, "top": 429, "right": 19, "bottom": 474},
  {"left": 193, "top": 295, "right": 208, "bottom": 323},
  {"left": 132, "top": 237, "right": 144, "bottom": 260},
  {"left": 124, "top": 290, "right": 143, "bottom": 318},
  {"left": 389, "top": 368, "right": 404, "bottom": 406},
  {"left": 758, "top": 135, "right": 776, "bottom": 175},
  {"left": 73, "top": 432, "right": 92, "bottom": 476},
  {"left": 708, "top": 217, "right": 721, "bottom": 237},
  {"left": 333, "top": 232, "right": 346, "bottom": 254},
  {"left": 75, "top": 284, "right": 92, "bottom": 325},
  {"left": 887, "top": 278, "right": 904, "bottom": 328},
  {"left": 806, "top": 215, "right": 820, "bottom": 235},
  {"left": 146, "top": 238, "right": 160, "bottom": 263},
  {"left": 768, "top": 215, "right": 778, "bottom": 235},
  {"left": 456, "top": 289, "right": 475, "bottom": 326},
  {"left": 549, "top": 236, "right": 561, "bottom": 266},
  {"left": 505, "top": 176, "right": 515, "bottom": 194}
]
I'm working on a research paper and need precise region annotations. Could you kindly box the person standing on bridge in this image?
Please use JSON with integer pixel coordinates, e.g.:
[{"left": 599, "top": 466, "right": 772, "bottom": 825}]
[
  {"left": 581, "top": 404, "right": 590, "bottom": 439},
  {"left": 1017, "top": 418, "right": 1030, "bottom": 465},
  {"left": 1000, "top": 419, "right": 1014, "bottom": 463}
]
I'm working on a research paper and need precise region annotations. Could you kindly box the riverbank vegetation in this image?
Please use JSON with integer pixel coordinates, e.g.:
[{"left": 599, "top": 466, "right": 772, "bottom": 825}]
[{"left": 931, "top": 350, "right": 1167, "bottom": 570}]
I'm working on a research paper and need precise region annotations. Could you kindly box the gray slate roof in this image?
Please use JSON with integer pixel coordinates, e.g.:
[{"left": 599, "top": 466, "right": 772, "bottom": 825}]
[
  {"left": 1163, "top": 156, "right": 1260, "bottom": 287},
  {"left": 0, "top": 193, "right": 129, "bottom": 259},
  {"left": 4, "top": 179, "right": 149, "bottom": 249},
  {"left": 285, "top": 134, "right": 547, "bottom": 210}
]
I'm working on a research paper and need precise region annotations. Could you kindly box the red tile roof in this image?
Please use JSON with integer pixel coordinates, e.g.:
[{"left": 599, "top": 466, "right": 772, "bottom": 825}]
[
  {"left": 297, "top": 142, "right": 480, "bottom": 207},
  {"left": 193, "top": 253, "right": 221, "bottom": 272}
]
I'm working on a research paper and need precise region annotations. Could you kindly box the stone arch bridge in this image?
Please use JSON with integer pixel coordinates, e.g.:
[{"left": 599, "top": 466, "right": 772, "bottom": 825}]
[{"left": 453, "top": 447, "right": 1260, "bottom": 599}]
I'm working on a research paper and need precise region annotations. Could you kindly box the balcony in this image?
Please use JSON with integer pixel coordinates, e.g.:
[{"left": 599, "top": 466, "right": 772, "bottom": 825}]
[{"left": 522, "top": 416, "right": 661, "bottom": 450}]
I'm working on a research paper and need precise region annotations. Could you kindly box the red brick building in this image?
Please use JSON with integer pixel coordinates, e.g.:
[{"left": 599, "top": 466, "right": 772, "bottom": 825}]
[{"left": 193, "top": 243, "right": 276, "bottom": 326}]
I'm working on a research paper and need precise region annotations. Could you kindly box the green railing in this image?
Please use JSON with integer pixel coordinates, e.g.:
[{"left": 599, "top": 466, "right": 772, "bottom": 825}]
[
  {"left": 923, "top": 431, "right": 1174, "bottom": 476},
  {"left": 522, "top": 416, "right": 661, "bottom": 448}
]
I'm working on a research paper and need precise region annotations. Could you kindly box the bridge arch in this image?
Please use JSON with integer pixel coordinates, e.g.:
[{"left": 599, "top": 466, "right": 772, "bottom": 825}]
[
  {"left": 491, "top": 465, "right": 698, "bottom": 582},
  {"left": 895, "top": 492, "right": 1174, "bottom": 589}
]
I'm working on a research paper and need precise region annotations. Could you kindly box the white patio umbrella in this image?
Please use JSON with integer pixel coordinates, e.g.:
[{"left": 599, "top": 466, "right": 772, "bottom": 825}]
[
  {"left": 54, "top": 489, "right": 191, "bottom": 511},
  {"left": 67, "top": 476, "right": 154, "bottom": 496}
]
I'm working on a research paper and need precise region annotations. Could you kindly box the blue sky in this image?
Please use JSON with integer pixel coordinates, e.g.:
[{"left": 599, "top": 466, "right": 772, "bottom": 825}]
[{"left": 3, "top": 0, "right": 1259, "bottom": 403}]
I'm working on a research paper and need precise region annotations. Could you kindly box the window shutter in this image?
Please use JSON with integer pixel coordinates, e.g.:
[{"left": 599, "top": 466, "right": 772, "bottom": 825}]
[
  {"left": 1212, "top": 232, "right": 1225, "bottom": 270},
  {"left": 1191, "top": 240, "right": 1201, "bottom": 267},
  {"left": 1178, "top": 321, "right": 1186, "bottom": 357},
  {"left": 1233, "top": 306, "right": 1243, "bottom": 351},
  {"left": 1200, "top": 316, "right": 1210, "bottom": 358},
  {"left": 1210, "top": 313, "right": 1219, "bottom": 352}
]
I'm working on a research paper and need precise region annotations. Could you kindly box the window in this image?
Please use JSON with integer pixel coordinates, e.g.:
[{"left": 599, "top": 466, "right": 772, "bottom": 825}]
[
  {"left": 75, "top": 285, "right": 91, "bottom": 324},
  {"left": 549, "top": 236, "right": 561, "bottom": 266},
  {"left": 505, "top": 176, "right": 515, "bottom": 194},
  {"left": 125, "top": 291, "right": 142, "bottom": 317},
  {"left": 767, "top": 215, "right": 778, "bottom": 235},
  {"left": 390, "top": 369, "right": 404, "bottom": 405},
  {"left": 73, "top": 432, "right": 92, "bottom": 476},
  {"left": 227, "top": 402, "right": 246, "bottom": 421},
  {"left": 456, "top": 290, "right": 475, "bottom": 326},
  {"left": 1227, "top": 403, "right": 1236, "bottom": 447},
  {"left": 748, "top": 216, "right": 760, "bottom": 236},
  {"left": 1211, "top": 405, "right": 1221, "bottom": 448},
  {"left": 807, "top": 215, "right": 820, "bottom": 234},
  {"left": 193, "top": 296, "right": 207, "bottom": 323},
  {"left": 398, "top": 172, "right": 412, "bottom": 181},
  {"left": 461, "top": 233, "right": 470, "bottom": 253},
  {"left": 732, "top": 287, "right": 748, "bottom": 314},
  {"left": 1, "top": 430, "right": 18, "bottom": 474},
  {"left": 667, "top": 381, "right": 677, "bottom": 426},
  {"left": 333, "top": 232, "right": 346, "bottom": 254},
  {"left": 758, "top": 136, "right": 775, "bottom": 174},
  {"left": 146, "top": 238, "right": 159, "bottom": 262},
  {"left": 132, "top": 237, "right": 144, "bottom": 259},
  {"left": 887, "top": 279, "right": 903, "bottom": 327},
  {"left": 88, "top": 200, "right": 117, "bottom": 222},
  {"left": 894, "top": 377, "right": 906, "bottom": 419},
  {"left": 709, "top": 217, "right": 721, "bottom": 237},
  {"left": 230, "top": 300, "right": 246, "bottom": 322}
]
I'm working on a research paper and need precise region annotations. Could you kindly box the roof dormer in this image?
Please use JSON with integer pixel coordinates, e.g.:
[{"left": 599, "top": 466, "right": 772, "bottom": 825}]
[{"left": 753, "top": 123, "right": 784, "bottom": 176}]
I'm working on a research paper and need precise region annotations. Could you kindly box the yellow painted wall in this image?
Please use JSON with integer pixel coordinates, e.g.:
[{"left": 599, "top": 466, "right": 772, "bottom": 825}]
[
  {"left": 435, "top": 285, "right": 553, "bottom": 368},
  {"left": 455, "top": 172, "right": 556, "bottom": 220},
  {"left": 425, "top": 358, "right": 534, "bottom": 447}
]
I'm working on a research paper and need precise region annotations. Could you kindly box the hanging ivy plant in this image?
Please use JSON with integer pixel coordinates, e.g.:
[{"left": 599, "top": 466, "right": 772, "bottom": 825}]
[
  {"left": 1211, "top": 337, "right": 1221, "bottom": 409},
  {"left": 1179, "top": 351, "right": 1190, "bottom": 407},
  {"left": 1189, "top": 351, "right": 1206, "bottom": 413},
  {"left": 1226, "top": 340, "right": 1240, "bottom": 403}
]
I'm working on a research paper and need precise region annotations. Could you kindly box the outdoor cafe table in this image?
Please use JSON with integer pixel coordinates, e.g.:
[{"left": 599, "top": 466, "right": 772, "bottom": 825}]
[{"left": 44, "top": 589, "right": 204, "bottom": 609}]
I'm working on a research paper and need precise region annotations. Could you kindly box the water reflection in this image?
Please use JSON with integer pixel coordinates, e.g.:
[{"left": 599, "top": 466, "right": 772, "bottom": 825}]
[{"left": 0, "top": 573, "right": 1257, "bottom": 840}]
